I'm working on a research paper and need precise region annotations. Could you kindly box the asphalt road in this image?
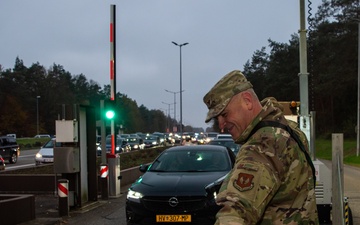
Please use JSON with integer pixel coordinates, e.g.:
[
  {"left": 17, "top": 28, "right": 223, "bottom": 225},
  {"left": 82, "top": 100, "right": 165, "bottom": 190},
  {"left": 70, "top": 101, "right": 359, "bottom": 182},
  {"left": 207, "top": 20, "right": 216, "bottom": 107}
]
[{"left": 5, "top": 149, "right": 39, "bottom": 171}]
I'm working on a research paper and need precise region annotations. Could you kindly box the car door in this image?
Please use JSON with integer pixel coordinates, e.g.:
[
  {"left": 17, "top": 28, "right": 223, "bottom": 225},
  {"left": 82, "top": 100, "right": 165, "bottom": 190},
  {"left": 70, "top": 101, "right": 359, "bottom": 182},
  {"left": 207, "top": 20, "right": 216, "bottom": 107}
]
[{"left": 0, "top": 137, "right": 10, "bottom": 159}]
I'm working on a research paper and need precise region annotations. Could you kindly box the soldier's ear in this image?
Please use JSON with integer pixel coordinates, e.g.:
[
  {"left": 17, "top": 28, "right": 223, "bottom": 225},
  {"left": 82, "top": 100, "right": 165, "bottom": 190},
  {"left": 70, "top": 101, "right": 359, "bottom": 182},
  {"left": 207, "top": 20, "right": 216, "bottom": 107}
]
[{"left": 240, "top": 92, "right": 252, "bottom": 110}]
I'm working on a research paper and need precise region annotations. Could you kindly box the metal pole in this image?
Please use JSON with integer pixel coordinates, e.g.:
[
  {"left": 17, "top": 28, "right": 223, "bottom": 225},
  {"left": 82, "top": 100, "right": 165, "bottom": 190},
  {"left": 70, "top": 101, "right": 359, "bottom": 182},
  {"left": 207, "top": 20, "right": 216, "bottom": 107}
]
[
  {"left": 110, "top": 5, "right": 116, "bottom": 155},
  {"left": 100, "top": 100, "right": 106, "bottom": 163},
  {"left": 172, "top": 42, "right": 188, "bottom": 141},
  {"left": 357, "top": 20, "right": 360, "bottom": 157},
  {"left": 298, "top": 0, "right": 311, "bottom": 144},
  {"left": 165, "top": 89, "right": 183, "bottom": 131},
  {"left": 162, "top": 101, "right": 173, "bottom": 132},
  {"left": 36, "top": 96, "right": 40, "bottom": 135}
]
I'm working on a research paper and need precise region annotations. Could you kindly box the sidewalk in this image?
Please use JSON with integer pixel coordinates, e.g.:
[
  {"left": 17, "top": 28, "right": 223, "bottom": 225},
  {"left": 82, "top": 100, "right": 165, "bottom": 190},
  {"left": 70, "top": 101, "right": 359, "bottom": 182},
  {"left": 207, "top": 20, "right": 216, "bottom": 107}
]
[{"left": 19, "top": 185, "right": 130, "bottom": 225}]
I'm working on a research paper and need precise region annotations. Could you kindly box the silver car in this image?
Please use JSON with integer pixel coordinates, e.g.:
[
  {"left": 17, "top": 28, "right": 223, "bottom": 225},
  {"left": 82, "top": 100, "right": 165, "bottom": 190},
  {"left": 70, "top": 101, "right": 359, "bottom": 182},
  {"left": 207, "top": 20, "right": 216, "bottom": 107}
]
[{"left": 35, "top": 138, "right": 60, "bottom": 165}]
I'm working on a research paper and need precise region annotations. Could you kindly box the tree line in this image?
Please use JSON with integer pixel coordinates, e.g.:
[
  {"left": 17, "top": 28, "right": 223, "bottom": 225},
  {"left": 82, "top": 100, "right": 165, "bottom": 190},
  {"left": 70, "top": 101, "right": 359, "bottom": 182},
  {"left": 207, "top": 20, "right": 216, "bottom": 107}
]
[
  {"left": 0, "top": 59, "right": 176, "bottom": 137},
  {"left": 0, "top": 0, "right": 359, "bottom": 138}
]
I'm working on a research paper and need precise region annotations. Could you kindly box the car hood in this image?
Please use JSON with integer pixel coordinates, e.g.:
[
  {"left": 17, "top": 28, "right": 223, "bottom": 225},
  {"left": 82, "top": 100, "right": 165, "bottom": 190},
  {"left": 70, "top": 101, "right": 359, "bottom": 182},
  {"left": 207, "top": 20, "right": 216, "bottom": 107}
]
[
  {"left": 38, "top": 148, "right": 53, "bottom": 156},
  {"left": 131, "top": 171, "right": 227, "bottom": 196}
]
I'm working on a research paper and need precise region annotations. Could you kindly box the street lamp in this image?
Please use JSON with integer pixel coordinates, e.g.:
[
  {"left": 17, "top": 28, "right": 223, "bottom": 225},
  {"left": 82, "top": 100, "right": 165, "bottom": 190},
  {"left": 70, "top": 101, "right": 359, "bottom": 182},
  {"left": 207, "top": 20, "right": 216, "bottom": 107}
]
[
  {"left": 162, "top": 101, "right": 173, "bottom": 132},
  {"left": 36, "top": 96, "right": 41, "bottom": 135},
  {"left": 164, "top": 89, "right": 184, "bottom": 130},
  {"left": 172, "top": 41, "right": 188, "bottom": 141}
]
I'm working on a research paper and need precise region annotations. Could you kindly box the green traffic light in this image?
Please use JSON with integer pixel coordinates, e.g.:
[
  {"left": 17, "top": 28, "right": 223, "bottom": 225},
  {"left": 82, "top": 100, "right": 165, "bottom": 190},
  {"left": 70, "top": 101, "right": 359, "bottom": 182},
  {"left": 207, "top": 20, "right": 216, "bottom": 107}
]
[{"left": 105, "top": 110, "right": 115, "bottom": 119}]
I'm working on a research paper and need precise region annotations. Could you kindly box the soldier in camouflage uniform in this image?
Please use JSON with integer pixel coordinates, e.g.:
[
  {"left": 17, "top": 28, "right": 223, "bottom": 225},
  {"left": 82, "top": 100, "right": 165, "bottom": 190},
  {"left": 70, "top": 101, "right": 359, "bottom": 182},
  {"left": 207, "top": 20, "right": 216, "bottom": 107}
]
[{"left": 203, "top": 70, "right": 319, "bottom": 225}]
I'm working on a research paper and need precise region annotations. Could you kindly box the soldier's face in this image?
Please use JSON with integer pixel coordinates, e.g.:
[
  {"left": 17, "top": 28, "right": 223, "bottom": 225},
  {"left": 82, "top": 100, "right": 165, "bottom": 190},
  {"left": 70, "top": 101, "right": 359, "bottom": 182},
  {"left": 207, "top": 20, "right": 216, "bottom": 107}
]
[{"left": 217, "top": 93, "right": 251, "bottom": 140}]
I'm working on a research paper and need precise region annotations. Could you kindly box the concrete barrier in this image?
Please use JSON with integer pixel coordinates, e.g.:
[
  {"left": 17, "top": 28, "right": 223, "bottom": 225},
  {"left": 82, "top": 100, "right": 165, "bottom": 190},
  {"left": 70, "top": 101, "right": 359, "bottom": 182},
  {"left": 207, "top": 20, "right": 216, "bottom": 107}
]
[
  {"left": 0, "top": 166, "right": 142, "bottom": 194},
  {"left": 0, "top": 194, "right": 35, "bottom": 225}
]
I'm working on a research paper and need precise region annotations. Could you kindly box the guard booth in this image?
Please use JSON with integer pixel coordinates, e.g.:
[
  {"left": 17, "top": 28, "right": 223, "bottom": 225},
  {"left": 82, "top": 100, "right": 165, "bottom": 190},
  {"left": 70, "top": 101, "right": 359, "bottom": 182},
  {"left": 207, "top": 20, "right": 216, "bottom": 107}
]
[{"left": 53, "top": 104, "right": 98, "bottom": 208}]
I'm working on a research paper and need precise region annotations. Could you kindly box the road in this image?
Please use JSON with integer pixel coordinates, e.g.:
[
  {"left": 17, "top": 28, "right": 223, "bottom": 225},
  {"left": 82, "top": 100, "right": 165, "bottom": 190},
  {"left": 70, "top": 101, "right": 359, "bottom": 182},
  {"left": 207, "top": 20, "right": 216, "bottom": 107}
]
[{"left": 5, "top": 149, "right": 39, "bottom": 171}]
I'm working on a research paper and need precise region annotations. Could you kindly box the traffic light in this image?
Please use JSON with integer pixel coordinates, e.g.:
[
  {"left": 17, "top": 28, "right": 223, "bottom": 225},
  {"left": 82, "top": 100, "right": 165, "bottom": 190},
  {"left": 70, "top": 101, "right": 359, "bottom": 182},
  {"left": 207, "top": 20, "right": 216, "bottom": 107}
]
[
  {"left": 104, "top": 100, "right": 116, "bottom": 120},
  {"left": 289, "top": 101, "right": 300, "bottom": 115}
]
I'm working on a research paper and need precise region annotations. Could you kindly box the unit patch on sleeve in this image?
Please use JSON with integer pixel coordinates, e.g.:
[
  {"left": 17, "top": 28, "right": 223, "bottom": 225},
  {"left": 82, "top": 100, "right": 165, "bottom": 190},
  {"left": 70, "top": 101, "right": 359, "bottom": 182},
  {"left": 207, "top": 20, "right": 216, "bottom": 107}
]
[{"left": 234, "top": 172, "right": 254, "bottom": 192}]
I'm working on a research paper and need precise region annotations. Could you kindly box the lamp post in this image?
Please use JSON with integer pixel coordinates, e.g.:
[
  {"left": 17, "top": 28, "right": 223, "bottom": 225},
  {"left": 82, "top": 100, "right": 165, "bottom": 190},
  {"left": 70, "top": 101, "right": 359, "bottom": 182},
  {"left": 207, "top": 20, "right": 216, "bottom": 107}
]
[
  {"left": 36, "top": 96, "right": 41, "bottom": 135},
  {"left": 357, "top": 18, "right": 360, "bottom": 156},
  {"left": 172, "top": 41, "right": 188, "bottom": 141},
  {"left": 164, "top": 89, "right": 183, "bottom": 131},
  {"left": 162, "top": 101, "right": 173, "bottom": 132}
]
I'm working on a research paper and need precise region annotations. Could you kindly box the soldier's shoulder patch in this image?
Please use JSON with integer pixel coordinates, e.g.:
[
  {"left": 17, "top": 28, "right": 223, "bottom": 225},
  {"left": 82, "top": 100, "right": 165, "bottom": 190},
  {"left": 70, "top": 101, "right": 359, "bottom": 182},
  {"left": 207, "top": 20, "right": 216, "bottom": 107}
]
[{"left": 234, "top": 172, "right": 254, "bottom": 192}]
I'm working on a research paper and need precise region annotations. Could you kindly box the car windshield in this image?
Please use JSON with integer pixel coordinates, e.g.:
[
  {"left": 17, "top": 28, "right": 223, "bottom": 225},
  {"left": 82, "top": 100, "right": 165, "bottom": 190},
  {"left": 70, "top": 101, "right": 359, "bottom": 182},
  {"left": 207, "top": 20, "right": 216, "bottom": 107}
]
[
  {"left": 149, "top": 149, "right": 230, "bottom": 172},
  {"left": 43, "top": 139, "right": 60, "bottom": 148},
  {"left": 128, "top": 138, "right": 138, "bottom": 143}
]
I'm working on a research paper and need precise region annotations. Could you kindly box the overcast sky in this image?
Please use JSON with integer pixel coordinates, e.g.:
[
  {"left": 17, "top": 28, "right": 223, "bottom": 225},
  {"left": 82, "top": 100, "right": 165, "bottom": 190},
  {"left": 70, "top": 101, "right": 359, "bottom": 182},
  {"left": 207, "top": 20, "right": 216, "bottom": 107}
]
[{"left": 0, "top": 0, "right": 321, "bottom": 131}]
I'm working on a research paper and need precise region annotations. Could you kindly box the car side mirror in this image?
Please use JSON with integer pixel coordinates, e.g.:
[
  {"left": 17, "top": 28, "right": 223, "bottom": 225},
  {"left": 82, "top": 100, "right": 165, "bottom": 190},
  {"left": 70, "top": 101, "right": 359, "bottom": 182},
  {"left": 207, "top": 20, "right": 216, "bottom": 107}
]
[{"left": 139, "top": 164, "right": 149, "bottom": 173}]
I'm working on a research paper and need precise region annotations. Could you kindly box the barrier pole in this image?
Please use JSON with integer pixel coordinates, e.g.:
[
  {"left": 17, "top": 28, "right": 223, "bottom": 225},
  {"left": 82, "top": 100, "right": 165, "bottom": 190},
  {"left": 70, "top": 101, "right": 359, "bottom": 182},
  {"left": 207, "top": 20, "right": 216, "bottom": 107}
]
[
  {"left": 100, "top": 163, "right": 109, "bottom": 199},
  {"left": 58, "top": 179, "right": 69, "bottom": 217}
]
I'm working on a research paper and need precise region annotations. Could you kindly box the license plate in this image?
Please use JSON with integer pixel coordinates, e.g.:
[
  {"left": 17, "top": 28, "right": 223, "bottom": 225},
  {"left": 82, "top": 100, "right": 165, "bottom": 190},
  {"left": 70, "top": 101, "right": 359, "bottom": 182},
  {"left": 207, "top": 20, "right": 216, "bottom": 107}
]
[{"left": 156, "top": 214, "right": 191, "bottom": 222}]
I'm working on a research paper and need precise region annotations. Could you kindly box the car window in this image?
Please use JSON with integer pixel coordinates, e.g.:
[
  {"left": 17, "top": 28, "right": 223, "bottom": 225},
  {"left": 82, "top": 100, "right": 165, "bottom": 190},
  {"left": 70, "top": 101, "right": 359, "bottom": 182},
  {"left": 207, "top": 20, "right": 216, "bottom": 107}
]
[
  {"left": 128, "top": 138, "right": 138, "bottom": 143},
  {"left": 43, "top": 140, "right": 54, "bottom": 148},
  {"left": 150, "top": 149, "right": 230, "bottom": 172}
]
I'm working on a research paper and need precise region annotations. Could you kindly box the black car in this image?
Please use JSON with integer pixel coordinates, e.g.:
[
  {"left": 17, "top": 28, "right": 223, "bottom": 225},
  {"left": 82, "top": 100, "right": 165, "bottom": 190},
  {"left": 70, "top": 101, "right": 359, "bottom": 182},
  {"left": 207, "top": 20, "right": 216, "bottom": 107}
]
[
  {"left": 208, "top": 138, "right": 241, "bottom": 155},
  {"left": 127, "top": 137, "right": 145, "bottom": 150},
  {"left": 97, "top": 136, "right": 131, "bottom": 156},
  {"left": 126, "top": 145, "right": 236, "bottom": 225},
  {"left": 143, "top": 135, "right": 159, "bottom": 148},
  {"left": 0, "top": 136, "right": 20, "bottom": 164}
]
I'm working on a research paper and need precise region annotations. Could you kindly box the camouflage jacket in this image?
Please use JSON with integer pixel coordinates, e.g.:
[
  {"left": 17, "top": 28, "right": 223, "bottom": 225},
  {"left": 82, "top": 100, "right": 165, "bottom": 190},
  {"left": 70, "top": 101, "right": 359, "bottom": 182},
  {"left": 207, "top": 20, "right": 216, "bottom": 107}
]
[{"left": 215, "top": 97, "right": 319, "bottom": 225}]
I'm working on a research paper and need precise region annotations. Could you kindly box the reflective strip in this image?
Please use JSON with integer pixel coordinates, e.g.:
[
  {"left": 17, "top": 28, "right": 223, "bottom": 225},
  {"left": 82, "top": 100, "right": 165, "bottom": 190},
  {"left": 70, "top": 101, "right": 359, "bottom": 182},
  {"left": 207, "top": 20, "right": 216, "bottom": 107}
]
[
  {"left": 58, "top": 182, "right": 68, "bottom": 198},
  {"left": 100, "top": 165, "right": 109, "bottom": 178}
]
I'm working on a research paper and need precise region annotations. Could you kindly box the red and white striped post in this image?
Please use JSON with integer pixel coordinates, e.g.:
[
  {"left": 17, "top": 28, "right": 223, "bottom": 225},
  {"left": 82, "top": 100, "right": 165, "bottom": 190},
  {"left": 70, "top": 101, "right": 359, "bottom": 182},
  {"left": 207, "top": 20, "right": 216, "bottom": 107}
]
[
  {"left": 100, "top": 164, "right": 109, "bottom": 199},
  {"left": 109, "top": 4, "right": 116, "bottom": 155},
  {"left": 58, "top": 179, "right": 69, "bottom": 217},
  {"left": 107, "top": 4, "right": 121, "bottom": 197}
]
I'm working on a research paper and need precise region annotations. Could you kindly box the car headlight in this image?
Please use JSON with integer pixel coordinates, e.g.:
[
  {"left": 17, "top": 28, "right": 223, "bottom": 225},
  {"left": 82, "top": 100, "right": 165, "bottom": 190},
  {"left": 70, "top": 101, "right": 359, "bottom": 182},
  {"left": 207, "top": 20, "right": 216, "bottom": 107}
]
[
  {"left": 127, "top": 189, "right": 143, "bottom": 203},
  {"left": 152, "top": 141, "right": 157, "bottom": 145},
  {"left": 35, "top": 153, "right": 42, "bottom": 159},
  {"left": 97, "top": 146, "right": 101, "bottom": 151},
  {"left": 134, "top": 145, "right": 139, "bottom": 149}
]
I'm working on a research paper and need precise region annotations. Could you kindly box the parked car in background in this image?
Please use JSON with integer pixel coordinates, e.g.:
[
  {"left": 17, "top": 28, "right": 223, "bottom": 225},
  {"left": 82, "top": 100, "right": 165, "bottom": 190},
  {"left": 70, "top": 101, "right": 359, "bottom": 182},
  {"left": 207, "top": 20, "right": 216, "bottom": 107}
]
[
  {"left": 97, "top": 136, "right": 131, "bottom": 156},
  {"left": 0, "top": 155, "right": 5, "bottom": 170},
  {"left": 34, "top": 134, "right": 51, "bottom": 138},
  {"left": 216, "top": 133, "right": 232, "bottom": 139},
  {"left": 195, "top": 132, "right": 207, "bottom": 145},
  {"left": 143, "top": 135, "right": 160, "bottom": 148},
  {"left": 152, "top": 132, "right": 166, "bottom": 146},
  {"left": 0, "top": 136, "right": 20, "bottom": 164},
  {"left": 6, "top": 134, "right": 16, "bottom": 139},
  {"left": 126, "top": 145, "right": 236, "bottom": 225},
  {"left": 208, "top": 138, "right": 241, "bottom": 155},
  {"left": 35, "top": 138, "right": 61, "bottom": 165},
  {"left": 205, "top": 132, "right": 219, "bottom": 143},
  {"left": 127, "top": 137, "right": 145, "bottom": 150},
  {"left": 182, "top": 132, "right": 196, "bottom": 143}
]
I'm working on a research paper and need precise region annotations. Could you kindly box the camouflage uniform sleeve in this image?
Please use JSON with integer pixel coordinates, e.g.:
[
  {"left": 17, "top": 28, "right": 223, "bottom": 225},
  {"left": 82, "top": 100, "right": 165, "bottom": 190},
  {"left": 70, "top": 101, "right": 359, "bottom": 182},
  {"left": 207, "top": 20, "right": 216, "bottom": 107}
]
[{"left": 214, "top": 139, "right": 282, "bottom": 224}]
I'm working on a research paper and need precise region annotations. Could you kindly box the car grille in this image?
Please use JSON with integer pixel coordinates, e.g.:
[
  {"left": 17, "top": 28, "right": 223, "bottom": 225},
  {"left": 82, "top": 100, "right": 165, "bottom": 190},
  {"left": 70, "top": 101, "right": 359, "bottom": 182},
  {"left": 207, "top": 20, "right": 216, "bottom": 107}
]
[
  {"left": 142, "top": 196, "right": 207, "bottom": 212},
  {"left": 42, "top": 155, "right": 53, "bottom": 159}
]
